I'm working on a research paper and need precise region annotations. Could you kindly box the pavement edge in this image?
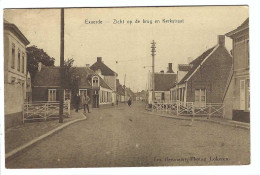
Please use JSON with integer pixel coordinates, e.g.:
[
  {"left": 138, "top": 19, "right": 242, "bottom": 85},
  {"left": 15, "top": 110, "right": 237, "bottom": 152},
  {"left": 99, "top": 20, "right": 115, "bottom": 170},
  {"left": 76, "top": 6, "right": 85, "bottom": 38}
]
[
  {"left": 142, "top": 111, "right": 250, "bottom": 130},
  {"left": 5, "top": 113, "right": 87, "bottom": 162}
]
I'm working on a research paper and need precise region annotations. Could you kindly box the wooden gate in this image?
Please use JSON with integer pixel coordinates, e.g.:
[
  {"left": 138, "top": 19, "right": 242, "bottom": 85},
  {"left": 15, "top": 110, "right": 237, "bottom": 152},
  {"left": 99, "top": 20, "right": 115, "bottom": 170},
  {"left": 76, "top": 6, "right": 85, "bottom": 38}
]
[{"left": 23, "top": 101, "right": 70, "bottom": 122}]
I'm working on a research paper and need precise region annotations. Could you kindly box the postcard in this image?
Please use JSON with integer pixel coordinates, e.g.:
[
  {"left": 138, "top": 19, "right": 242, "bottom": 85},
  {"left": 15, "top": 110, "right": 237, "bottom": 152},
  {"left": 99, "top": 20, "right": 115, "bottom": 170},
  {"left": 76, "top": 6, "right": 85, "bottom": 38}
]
[{"left": 3, "top": 6, "right": 250, "bottom": 169}]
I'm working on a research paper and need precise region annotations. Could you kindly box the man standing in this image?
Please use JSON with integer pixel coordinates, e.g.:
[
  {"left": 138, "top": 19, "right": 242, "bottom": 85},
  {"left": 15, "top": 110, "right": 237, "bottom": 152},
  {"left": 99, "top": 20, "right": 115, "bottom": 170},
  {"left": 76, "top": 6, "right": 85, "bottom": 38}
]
[
  {"left": 82, "top": 93, "right": 90, "bottom": 113},
  {"left": 75, "top": 93, "right": 80, "bottom": 112}
]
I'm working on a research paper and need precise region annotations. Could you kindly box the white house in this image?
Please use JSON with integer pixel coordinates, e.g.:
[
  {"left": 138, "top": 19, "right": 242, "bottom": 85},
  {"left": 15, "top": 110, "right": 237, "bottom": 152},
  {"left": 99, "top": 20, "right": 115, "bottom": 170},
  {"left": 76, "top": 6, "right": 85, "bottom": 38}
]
[{"left": 4, "top": 19, "right": 30, "bottom": 129}]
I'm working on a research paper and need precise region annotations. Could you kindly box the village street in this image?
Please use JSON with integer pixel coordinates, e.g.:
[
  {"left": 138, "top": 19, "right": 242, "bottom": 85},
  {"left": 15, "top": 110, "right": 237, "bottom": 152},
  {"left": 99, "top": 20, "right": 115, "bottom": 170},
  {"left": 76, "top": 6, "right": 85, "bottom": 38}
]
[{"left": 6, "top": 102, "right": 250, "bottom": 168}]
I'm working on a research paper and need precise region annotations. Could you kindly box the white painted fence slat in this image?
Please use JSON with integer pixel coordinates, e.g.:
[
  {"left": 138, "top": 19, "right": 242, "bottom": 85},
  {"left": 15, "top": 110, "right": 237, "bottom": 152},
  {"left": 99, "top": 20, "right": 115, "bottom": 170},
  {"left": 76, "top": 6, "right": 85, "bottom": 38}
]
[
  {"left": 23, "top": 101, "right": 70, "bottom": 122},
  {"left": 151, "top": 101, "right": 223, "bottom": 118}
]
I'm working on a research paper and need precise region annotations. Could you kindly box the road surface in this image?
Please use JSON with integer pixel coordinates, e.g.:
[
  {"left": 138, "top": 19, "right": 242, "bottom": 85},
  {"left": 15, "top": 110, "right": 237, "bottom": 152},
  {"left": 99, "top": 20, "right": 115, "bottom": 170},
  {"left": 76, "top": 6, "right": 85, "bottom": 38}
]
[{"left": 6, "top": 102, "right": 250, "bottom": 168}]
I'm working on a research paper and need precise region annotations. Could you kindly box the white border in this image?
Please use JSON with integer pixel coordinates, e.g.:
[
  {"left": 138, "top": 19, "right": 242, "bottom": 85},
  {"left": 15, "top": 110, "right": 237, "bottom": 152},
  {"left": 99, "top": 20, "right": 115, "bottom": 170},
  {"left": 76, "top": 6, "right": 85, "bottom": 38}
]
[{"left": 1, "top": 0, "right": 259, "bottom": 175}]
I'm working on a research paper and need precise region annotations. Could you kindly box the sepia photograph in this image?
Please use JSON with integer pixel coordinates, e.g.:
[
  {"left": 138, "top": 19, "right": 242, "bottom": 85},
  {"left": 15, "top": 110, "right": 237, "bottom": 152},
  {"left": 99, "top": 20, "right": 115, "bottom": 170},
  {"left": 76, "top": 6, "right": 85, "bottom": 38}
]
[{"left": 2, "top": 5, "right": 251, "bottom": 170}]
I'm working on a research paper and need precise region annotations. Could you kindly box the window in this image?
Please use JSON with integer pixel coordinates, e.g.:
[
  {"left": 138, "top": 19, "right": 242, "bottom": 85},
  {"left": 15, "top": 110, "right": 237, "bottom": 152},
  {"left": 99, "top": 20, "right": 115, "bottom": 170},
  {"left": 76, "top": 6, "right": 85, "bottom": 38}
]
[
  {"left": 48, "top": 89, "right": 57, "bottom": 101},
  {"left": 194, "top": 89, "right": 206, "bottom": 107},
  {"left": 79, "top": 89, "right": 87, "bottom": 98},
  {"left": 92, "top": 76, "right": 99, "bottom": 87},
  {"left": 17, "top": 49, "right": 21, "bottom": 71},
  {"left": 11, "top": 43, "right": 15, "bottom": 69},
  {"left": 22, "top": 53, "right": 25, "bottom": 73}
]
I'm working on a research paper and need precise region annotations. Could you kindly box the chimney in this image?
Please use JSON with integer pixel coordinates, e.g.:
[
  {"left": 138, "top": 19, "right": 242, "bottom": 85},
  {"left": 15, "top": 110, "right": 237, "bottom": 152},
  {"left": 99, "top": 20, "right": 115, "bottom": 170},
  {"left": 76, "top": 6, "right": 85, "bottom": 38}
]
[
  {"left": 85, "top": 64, "right": 90, "bottom": 68},
  {"left": 160, "top": 70, "right": 164, "bottom": 73},
  {"left": 38, "top": 62, "right": 42, "bottom": 72},
  {"left": 97, "top": 57, "right": 102, "bottom": 62},
  {"left": 218, "top": 35, "right": 225, "bottom": 46},
  {"left": 167, "top": 63, "right": 174, "bottom": 73}
]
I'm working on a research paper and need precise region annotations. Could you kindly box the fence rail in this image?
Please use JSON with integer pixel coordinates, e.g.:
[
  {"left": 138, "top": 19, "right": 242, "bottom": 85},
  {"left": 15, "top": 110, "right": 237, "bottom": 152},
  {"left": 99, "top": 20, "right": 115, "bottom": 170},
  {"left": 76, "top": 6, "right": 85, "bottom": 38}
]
[
  {"left": 23, "top": 101, "right": 71, "bottom": 122},
  {"left": 152, "top": 101, "right": 223, "bottom": 118}
]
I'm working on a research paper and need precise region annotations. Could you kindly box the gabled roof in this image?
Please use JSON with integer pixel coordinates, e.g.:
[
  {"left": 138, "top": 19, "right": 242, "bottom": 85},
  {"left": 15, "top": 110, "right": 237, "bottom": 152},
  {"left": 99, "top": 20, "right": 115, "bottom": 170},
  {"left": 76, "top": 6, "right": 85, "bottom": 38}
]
[
  {"left": 154, "top": 73, "right": 177, "bottom": 91},
  {"left": 33, "top": 66, "right": 112, "bottom": 90},
  {"left": 90, "top": 59, "right": 116, "bottom": 76},
  {"left": 116, "top": 79, "right": 125, "bottom": 96},
  {"left": 135, "top": 90, "right": 147, "bottom": 97},
  {"left": 33, "top": 67, "right": 61, "bottom": 87},
  {"left": 117, "top": 85, "right": 125, "bottom": 96},
  {"left": 178, "top": 46, "right": 216, "bottom": 85},
  {"left": 226, "top": 18, "right": 249, "bottom": 37},
  {"left": 125, "top": 87, "right": 136, "bottom": 97},
  {"left": 4, "top": 19, "right": 30, "bottom": 45}
]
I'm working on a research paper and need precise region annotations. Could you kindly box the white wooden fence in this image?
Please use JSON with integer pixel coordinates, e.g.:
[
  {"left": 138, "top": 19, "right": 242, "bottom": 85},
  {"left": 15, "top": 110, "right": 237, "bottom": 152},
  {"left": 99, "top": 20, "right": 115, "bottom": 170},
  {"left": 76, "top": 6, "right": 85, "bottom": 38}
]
[
  {"left": 23, "top": 101, "right": 70, "bottom": 122},
  {"left": 152, "top": 101, "right": 224, "bottom": 118}
]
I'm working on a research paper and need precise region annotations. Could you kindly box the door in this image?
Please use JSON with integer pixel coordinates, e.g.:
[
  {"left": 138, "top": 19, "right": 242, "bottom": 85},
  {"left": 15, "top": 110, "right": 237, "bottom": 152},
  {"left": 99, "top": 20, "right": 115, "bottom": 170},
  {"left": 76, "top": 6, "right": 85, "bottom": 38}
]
[
  {"left": 240, "top": 80, "right": 246, "bottom": 110},
  {"left": 194, "top": 89, "right": 206, "bottom": 108},
  {"left": 161, "top": 92, "right": 165, "bottom": 101}
]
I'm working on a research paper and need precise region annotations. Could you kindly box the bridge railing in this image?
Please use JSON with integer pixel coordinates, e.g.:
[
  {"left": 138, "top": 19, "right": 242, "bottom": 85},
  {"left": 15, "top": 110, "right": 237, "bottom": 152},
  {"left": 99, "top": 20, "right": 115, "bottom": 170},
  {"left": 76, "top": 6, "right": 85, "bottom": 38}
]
[{"left": 152, "top": 101, "right": 223, "bottom": 118}]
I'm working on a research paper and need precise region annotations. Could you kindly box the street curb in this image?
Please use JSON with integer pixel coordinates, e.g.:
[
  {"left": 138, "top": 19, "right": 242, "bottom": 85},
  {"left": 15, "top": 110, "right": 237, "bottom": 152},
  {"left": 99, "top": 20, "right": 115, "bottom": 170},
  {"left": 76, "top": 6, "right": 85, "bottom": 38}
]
[
  {"left": 142, "top": 111, "right": 250, "bottom": 130},
  {"left": 5, "top": 113, "right": 87, "bottom": 162}
]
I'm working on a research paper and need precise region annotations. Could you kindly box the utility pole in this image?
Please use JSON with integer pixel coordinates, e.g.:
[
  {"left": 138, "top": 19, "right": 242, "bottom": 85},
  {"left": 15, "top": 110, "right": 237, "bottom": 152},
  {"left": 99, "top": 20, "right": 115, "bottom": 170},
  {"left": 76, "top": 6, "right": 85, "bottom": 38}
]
[
  {"left": 151, "top": 40, "right": 156, "bottom": 102},
  {"left": 124, "top": 74, "right": 126, "bottom": 103},
  {"left": 59, "top": 8, "right": 65, "bottom": 123}
]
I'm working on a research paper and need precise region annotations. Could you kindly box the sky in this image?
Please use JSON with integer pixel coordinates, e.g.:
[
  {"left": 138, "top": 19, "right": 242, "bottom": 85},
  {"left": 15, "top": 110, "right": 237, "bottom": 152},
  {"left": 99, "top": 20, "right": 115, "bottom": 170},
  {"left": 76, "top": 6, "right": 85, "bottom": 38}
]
[{"left": 4, "top": 6, "right": 248, "bottom": 92}]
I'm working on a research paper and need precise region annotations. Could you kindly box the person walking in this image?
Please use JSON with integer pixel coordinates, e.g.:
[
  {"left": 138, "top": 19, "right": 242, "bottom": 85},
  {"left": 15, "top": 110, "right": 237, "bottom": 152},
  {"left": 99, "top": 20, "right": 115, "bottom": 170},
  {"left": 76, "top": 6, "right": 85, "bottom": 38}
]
[
  {"left": 127, "top": 97, "right": 132, "bottom": 107},
  {"left": 75, "top": 93, "right": 80, "bottom": 112},
  {"left": 82, "top": 93, "right": 90, "bottom": 113}
]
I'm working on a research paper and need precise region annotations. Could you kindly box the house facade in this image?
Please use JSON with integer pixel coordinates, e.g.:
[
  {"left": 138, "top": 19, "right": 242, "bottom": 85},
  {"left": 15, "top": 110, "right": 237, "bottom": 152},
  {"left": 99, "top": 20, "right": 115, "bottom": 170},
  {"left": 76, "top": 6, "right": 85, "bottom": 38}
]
[
  {"left": 224, "top": 18, "right": 250, "bottom": 122},
  {"left": 32, "top": 64, "right": 113, "bottom": 108},
  {"left": 90, "top": 57, "right": 117, "bottom": 104},
  {"left": 171, "top": 35, "right": 232, "bottom": 108},
  {"left": 148, "top": 63, "right": 177, "bottom": 104},
  {"left": 135, "top": 90, "right": 147, "bottom": 101},
  {"left": 116, "top": 79, "right": 126, "bottom": 102},
  {"left": 4, "top": 20, "right": 30, "bottom": 129}
]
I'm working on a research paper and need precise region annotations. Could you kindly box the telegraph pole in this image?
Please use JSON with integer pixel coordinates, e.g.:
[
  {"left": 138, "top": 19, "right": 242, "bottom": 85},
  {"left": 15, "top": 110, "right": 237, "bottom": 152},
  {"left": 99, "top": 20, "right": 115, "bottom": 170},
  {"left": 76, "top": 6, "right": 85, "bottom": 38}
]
[
  {"left": 124, "top": 74, "right": 126, "bottom": 103},
  {"left": 59, "top": 8, "right": 64, "bottom": 123},
  {"left": 151, "top": 40, "right": 156, "bottom": 102}
]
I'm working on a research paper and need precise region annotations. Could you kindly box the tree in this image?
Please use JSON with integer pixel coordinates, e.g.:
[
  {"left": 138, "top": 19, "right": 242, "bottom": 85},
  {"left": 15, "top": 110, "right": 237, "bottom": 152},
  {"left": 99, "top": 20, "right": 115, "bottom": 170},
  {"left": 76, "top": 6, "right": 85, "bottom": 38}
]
[
  {"left": 63, "top": 58, "right": 75, "bottom": 90},
  {"left": 26, "top": 45, "right": 55, "bottom": 80},
  {"left": 62, "top": 58, "right": 79, "bottom": 104}
]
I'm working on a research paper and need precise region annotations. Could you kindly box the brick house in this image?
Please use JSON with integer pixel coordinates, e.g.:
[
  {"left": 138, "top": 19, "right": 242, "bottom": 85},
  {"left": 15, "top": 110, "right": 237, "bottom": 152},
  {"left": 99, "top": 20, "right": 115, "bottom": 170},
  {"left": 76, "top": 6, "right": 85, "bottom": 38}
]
[
  {"left": 124, "top": 86, "right": 136, "bottom": 101},
  {"left": 148, "top": 63, "right": 177, "bottom": 104},
  {"left": 90, "top": 57, "right": 118, "bottom": 104},
  {"left": 116, "top": 79, "right": 126, "bottom": 102},
  {"left": 32, "top": 64, "right": 113, "bottom": 108},
  {"left": 170, "top": 35, "right": 232, "bottom": 108},
  {"left": 223, "top": 18, "right": 249, "bottom": 122},
  {"left": 135, "top": 90, "right": 147, "bottom": 101},
  {"left": 4, "top": 20, "right": 30, "bottom": 129}
]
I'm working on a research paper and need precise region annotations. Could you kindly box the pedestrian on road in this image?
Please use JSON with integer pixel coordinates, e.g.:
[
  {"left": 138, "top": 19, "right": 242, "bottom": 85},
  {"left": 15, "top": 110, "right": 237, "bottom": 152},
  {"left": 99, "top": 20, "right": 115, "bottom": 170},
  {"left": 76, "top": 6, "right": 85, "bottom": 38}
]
[
  {"left": 127, "top": 97, "right": 132, "bottom": 107},
  {"left": 82, "top": 93, "right": 90, "bottom": 113},
  {"left": 75, "top": 93, "right": 81, "bottom": 112}
]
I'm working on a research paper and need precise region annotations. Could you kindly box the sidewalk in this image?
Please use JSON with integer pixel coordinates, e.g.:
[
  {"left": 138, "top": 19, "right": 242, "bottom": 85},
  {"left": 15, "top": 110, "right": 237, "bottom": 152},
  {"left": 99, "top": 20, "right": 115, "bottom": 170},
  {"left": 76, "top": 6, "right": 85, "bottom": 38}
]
[
  {"left": 142, "top": 110, "right": 250, "bottom": 130},
  {"left": 5, "top": 110, "right": 86, "bottom": 160}
]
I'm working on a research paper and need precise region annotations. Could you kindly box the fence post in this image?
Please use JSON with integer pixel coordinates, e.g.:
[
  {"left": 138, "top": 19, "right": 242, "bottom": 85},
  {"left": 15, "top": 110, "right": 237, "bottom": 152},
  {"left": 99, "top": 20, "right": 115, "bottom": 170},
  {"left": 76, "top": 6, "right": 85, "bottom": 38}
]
[
  {"left": 208, "top": 103, "right": 211, "bottom": 119},
  {"left": 222, "top": 104, "right": 224, "bottom": 118},
  {"left": 177, "top": 101, "right": 179, "bottom": 116},
  {"left": 45, "top": 103, "right": 47, "bottom": 121},
  {"left": 68, "top": 100, "right": 71, "bottom": 116},
  {"left": 190, "top": 102, "right": 195, "bottom": 126}
]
